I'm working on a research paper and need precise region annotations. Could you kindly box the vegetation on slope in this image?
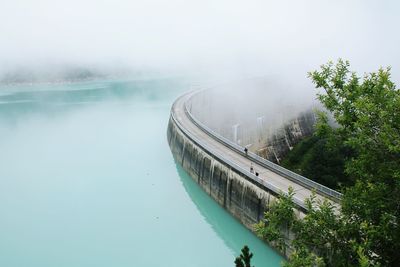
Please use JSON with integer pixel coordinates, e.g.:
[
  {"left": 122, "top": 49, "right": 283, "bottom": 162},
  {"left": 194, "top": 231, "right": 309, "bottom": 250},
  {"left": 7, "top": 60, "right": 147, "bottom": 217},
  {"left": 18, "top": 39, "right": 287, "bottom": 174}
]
[{"left": 281, "top": 129, "right": 353, "bottom": 190}]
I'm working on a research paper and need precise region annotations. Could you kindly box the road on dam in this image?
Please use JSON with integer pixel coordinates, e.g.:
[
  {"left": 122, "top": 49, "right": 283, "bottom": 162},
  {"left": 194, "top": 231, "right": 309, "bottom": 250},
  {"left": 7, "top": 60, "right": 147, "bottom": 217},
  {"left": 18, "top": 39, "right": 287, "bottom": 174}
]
[{"left": 172, "top": 90, "right": 339, "bottom": 208}]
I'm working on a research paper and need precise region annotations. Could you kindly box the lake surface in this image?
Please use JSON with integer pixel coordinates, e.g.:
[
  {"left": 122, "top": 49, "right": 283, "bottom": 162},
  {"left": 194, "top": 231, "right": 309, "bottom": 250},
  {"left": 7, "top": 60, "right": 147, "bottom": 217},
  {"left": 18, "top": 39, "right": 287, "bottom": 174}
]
[{"left": 0, "top": 79, "right": 283, "bottom": 267}]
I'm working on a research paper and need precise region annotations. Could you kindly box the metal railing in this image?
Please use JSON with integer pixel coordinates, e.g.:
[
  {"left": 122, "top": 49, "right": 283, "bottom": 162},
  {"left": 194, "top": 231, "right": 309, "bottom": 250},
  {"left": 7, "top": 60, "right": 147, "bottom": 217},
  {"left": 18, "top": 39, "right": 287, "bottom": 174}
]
[
  {"left": 170, "top": 98, "right": 308, "bottom": 210},
  {"left": 183, "top": 90, "right": 342, "bottom": 202}
]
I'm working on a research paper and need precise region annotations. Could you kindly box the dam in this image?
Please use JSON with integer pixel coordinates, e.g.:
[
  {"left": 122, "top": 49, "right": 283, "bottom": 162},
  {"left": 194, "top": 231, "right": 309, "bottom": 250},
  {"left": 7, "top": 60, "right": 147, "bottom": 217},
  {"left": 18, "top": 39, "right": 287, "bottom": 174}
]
[{"left": 168, "top": 89, "right": 342, "bottom": 257}]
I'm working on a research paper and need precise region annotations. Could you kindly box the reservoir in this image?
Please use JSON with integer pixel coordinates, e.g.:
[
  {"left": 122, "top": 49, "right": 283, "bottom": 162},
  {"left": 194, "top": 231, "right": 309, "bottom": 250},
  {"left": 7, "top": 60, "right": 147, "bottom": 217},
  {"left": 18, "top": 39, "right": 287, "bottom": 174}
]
[{"left": 0, "top": 79, "right": 283, "bottom": 267}]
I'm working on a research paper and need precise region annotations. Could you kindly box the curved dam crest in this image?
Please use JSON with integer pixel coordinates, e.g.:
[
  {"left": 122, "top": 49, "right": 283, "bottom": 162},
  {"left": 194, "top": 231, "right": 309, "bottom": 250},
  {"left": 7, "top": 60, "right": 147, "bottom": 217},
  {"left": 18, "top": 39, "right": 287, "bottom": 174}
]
[
  {"left": 168, "top": 99, "right": 296, "bottom": 258},
  {"left": 168, "top": 89, "right": 341, "bottom": 258}
]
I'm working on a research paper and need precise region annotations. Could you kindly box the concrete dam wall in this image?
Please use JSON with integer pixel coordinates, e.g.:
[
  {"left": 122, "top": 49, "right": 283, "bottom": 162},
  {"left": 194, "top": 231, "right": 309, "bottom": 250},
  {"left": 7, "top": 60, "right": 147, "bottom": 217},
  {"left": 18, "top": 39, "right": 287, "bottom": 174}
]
[
  {"left": 168, "top": 87, "right": 342, "bottom": 258},
  {"left": 167, "top": 114, "right": 304, "bottom": 257},
  {"left": 255, "top": 111, "right": 316, "bottom": 163}
]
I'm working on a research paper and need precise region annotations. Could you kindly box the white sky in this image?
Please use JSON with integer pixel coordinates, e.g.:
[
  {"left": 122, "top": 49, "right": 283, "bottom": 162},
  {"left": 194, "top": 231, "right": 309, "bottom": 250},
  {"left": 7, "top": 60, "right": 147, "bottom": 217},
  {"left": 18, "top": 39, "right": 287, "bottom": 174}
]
[{"left": 0, "top": 0, "right": 399, "bottom": 83}]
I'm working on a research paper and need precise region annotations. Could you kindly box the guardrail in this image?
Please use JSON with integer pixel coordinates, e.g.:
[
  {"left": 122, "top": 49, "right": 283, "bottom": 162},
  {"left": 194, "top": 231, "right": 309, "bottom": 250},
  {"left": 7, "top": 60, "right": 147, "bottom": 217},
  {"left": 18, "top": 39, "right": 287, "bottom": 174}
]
[
  {"left": 183, "top": 90, "right": 342, "bottom": 202},
  {"left": 170, "top": 96, "right": 308, "bottom": 210}
]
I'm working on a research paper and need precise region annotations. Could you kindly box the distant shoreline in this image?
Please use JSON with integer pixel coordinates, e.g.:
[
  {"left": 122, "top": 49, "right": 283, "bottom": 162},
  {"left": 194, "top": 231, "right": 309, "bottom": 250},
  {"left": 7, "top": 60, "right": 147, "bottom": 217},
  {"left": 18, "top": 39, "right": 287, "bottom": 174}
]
[{"left": 0, "top": 77, "right": 105, "bottom": 87}]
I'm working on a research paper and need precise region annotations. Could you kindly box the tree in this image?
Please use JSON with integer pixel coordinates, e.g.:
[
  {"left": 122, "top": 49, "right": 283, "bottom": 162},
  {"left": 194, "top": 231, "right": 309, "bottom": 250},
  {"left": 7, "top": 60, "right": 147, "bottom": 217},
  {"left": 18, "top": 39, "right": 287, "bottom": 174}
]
[
  {"left": 309, "top": 59, "right": 400, "bottom": 266},
  {"left": 255, "top": 190, "right": 348, "bottom": 266},
  {"left": 235, "top": 246, "right": 254, "bottom": 267},
  {"left": 254, "top": 189, "right": 379, "bottom": 266},
  {"left": 281, "top": 127, "right": 353, "bottom": 190},
  {"left": 254, "top": 187, "right": 296, "bottom": 255},
  {"left": 252, "top": 60, "right": 399, "bottom": 266}
]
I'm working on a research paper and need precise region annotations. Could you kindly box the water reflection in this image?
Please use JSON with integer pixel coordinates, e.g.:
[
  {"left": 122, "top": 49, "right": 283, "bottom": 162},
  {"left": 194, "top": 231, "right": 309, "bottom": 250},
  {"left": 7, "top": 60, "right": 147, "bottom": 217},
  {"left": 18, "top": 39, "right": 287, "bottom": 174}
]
[{"left": 175, "top": 162, "right": 283, "bottom": 267}]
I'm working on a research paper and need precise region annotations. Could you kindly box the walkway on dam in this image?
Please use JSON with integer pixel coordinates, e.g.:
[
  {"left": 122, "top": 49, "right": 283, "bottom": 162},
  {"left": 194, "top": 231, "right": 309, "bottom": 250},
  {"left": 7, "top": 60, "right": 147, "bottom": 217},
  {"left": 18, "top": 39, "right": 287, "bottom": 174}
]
[{"left": 172, "top": 91, "right": 339, "bottom": 208}]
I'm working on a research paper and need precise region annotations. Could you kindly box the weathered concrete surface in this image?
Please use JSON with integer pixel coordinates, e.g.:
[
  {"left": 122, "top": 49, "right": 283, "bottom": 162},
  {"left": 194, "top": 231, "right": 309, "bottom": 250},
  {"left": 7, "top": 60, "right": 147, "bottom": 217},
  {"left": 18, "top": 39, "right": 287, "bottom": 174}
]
[
  {"left": 256, "top": 111, "right": 316, "bottom": 163},
  {"left": 169, "top": 115, "right": 281, "bottom": 225},
  {"left": 168, "top": 116, "right": 301, "bottom": 257}
]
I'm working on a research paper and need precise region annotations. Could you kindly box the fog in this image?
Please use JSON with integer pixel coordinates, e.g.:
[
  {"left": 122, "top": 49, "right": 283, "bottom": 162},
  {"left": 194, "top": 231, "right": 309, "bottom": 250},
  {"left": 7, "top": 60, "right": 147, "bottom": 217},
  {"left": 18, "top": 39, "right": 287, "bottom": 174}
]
[
  {"left": 0, "top": 3, "right": 398, "bottom": 264},
  {"left": 1, "top": 0, "right": 399, "bottom": 84}
]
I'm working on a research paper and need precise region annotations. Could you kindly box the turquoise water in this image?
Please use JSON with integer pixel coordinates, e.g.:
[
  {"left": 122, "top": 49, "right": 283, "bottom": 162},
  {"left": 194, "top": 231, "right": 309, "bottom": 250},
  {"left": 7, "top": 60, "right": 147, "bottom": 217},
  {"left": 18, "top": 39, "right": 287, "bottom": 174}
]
[{"left": 0, "top": 79, "right": 283, "bottom": 267}]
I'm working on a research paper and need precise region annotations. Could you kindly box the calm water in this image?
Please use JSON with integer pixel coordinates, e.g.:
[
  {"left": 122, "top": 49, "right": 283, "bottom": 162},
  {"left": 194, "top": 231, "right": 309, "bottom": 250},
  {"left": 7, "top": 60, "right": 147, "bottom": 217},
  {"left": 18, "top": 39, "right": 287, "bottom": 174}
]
[{"left": 0, "top": 79, "right": 283, "bottom": 267}]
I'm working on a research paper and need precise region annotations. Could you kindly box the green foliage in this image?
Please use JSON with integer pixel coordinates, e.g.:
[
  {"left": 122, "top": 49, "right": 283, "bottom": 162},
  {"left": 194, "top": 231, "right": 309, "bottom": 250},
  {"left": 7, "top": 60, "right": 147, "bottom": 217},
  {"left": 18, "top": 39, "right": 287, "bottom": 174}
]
[
  {"left": 251, "top": 60, "right": 399, "bottom": 266},
  {"left": 235, "top": 246, "right": 254, "bottom": 267},
  {"left": 254, "top": 189, "right": 378, "bottom": 266},
  {"left": 282, "top": 245, "right": 325, "bottom": 267},
  {"left": 254, "top": 187, "right": 296, "bottom": 253},
  {"left": 255, "top": 189, "right": 345, "bottom": 266},
  {"left": 282, "top": 109, "right": 356, "bottom": 190},
  {"left": 309, "top": 59, "right": 400, "bottom": 266},
  {"left": 281, "top": 131, "right": 352, "bottom": 190},
  {"left": 309, "top": 59, "right": 400, "bottom": 184}
]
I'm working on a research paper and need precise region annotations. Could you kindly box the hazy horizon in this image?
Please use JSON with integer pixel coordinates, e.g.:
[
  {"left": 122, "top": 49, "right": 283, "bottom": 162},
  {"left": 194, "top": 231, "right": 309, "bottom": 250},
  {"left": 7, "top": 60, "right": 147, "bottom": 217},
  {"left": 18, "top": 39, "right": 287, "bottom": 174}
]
[
  {"left": 1, "top": 2, "right": 399, "bottom": 266},
  {"left": 1, "top": 0, "right": 399, "bottom": 86}
]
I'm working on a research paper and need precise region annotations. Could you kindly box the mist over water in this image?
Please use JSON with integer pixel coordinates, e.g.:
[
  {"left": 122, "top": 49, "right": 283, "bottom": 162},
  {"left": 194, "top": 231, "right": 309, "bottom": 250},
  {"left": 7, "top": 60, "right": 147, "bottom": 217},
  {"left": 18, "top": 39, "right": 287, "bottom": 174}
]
[
  {"left": 1, "top": 1, "right": 398, "bottom": 265},
  {"left": 1, "top": 0, "right": 399, "bottom": 86},
  {"left": 0, "top": 80, "right": 282, "bottom": 267}
]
